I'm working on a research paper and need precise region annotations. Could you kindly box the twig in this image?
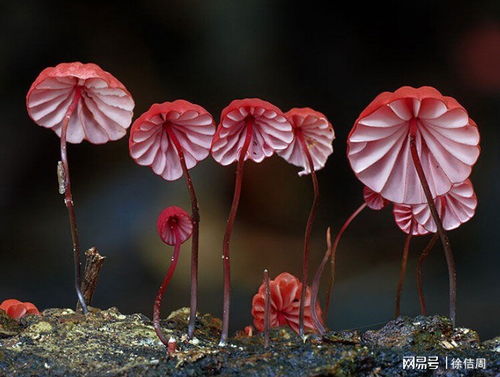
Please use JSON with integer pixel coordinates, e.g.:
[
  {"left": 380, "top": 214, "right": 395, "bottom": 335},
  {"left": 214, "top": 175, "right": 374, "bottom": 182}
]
[{"left": 79, "top": 247, "right": 106, "bottom": 307}]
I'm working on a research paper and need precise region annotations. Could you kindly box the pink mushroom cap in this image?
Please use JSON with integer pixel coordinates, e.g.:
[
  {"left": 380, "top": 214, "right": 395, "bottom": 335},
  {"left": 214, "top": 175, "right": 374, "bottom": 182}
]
[
  {"left": 211, "top": 98, "right": 293, "bottom": 165},
  {"left": 157, "top": 206, "right": 193, "bottom": 246},
  {"left": 363, "top": 186, "right": 390, "bottom": 210},
  {"left": 348, "top": 86, "right": 480, "bottom": 205},
  {"left": 0, "top": 299, "right": 40, "bottom": 320},
  {"left": 278, "top": 107, "right": 335, "bottom": 176},
  {"left": 129, "top": 100, "right": 215, "bottom": 181},
  {"left": 26, "top": 62, "right": 134, "bottom": 144}
]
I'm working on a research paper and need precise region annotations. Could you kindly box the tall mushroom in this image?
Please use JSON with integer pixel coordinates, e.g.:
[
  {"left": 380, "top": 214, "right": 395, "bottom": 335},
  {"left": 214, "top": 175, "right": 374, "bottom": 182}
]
[
  {"left": 211, "top": 98, "right": 293, "bottom": 345},
  {"left": 277, "top": 107, "right": 334, "bottom": 337},
  {"left": 153, "top": 206, "right": 193, "bottom": 347},
  {"left": 394, "top": 179, "right": 477, "bottom": 315},
  {"left": 347, "top": 86, "right": 480, "bottom": 325},
  {"left": 26, "top": 62, "right": 135, "bottom": 313},
  {"left": 129, "top": 100, "right": 215, "bottom": 338},
  {"left": 310, "top": 187, "right": 389, "bottom": 334}
]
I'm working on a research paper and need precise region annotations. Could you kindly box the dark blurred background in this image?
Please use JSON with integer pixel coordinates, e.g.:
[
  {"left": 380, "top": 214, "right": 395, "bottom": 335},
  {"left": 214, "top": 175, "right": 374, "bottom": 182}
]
[{"left": 0, "top": 1, "right": 498, "bottom": 338}]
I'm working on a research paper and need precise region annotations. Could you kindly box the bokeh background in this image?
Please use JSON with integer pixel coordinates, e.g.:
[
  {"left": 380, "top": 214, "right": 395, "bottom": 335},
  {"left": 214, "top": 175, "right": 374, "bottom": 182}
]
[{"left": 1, "top": 1, "right": 499, "bottom": 339}]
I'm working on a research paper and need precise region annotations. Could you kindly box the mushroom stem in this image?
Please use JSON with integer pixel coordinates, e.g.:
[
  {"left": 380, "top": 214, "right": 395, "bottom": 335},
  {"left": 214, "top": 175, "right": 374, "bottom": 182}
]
[
  {"left": 59, "top": 86, "right": 87, "bottom": 314},
  {"left": 395, "top": 222, "right": 413, "bottom": 318},
  {"left": 409, "top": 119, "right": 456, "bottom": 326},
  {"left": 417, "top": 233, "right": 439, "bottom": 315},
  {"left": 153, "top": 234, "right": 182, "bottom": 347},
  {"left": 321, "top": 203, "right": 367, "bottom": 321},
  {"left": 219, "top": 119, "right": 253, "bottom": 346},
  {"left": 263, "top": 269, "right": 271, "bottom": 348},
  {"left": 166, "top": 128, "right": 200, "bottom": 339},
  {"left": 296, "top": 132, "right": 320, "bottom": 339}
]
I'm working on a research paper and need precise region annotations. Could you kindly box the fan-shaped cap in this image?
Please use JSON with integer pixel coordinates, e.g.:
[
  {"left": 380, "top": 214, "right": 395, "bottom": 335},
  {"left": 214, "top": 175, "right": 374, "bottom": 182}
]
[
  {"left": 129, "top": 100, "right": 215, "bottom": 181},
  {"left": 26, "top": 62, "right": 134, "bottom": 144},
  {"left": 363, "top": 186, "right": 389, "bottom": 210},
  {"left": 157, "top": 206, "right": 193, "bottom": 245},
  {"left": 0, "top": 299, "right": 40, "bottom": 320},
  {"left": 277, "top": 108, "right": 335, "bottom": 176},
  {"left": 347, "top": 86, "right": 480, "bottom": 204},
  {"left": 394, "top": 179, "right": 477, "bottom": 235},
  {"left": 251, "top": 272, "right": 322, "bottom": 334},
  {"left": 211, "top": 98, "right": 293, "bottom": 165},
  {"left": 393, "top": 204, "right": 431, "bottom": 236}
]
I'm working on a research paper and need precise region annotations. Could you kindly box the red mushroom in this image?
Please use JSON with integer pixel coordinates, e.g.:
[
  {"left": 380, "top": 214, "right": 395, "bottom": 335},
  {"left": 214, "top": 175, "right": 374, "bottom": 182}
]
[
  {"left": 26, "top": 62, "right": 135, "bottom": 313},
  {"left": 277, "top": 107, "right": 334, "bottom": 337},
  {"left": 211, "top": 98, "right": 293, "bottom": 345},
  {"left": 251, "top": 272, "right": 322, "bottom": 335},
  {"left": 310, "top": 187, "right": 389, "bottom": 334},
  {"left": 347, "top": 86, "right": 480, "bottom": 325},
  {"left": 393, "top": 179, "right": 477, "bottom": 315},
  {"left": 129, "top": 100, "right": 215, "bottom": 338},
  {"left": 0, "top": 299, "right": 40, "bottom": 320},
  {"left": 153, "top": 206, "right": 193, "bottom": 347}
]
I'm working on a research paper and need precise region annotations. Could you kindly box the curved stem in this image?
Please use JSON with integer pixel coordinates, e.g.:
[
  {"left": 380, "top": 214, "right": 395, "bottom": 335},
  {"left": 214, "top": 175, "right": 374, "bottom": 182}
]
[
  {"left": 296, "top": 132, "right": 320, "bottom": 338},
  {"left": 416, "top": 233, "right": 439, "bottom": 315},
  {"left": 219, "top": 119, "right": 253, "bottom": 346},
  {"left": 395, "top": 222, "right": 413, "bottom": 318},
  {"left": 59, "top": 86, "right": 87, "bottom": 314},
  {"left": 409, "top": 119, "right": 456, "bottom": 326},
  {"left": 166, "top": 127, "right": 200, "bottom": 339},
  {"left": 263, "top": 269, "right": 270, "bottom": 348},
  {"left": 323, "top": 203, "right": 367, "bottom": 319},
  {"left": 153, "top": 236, "right": 182, "bottom": 347}
]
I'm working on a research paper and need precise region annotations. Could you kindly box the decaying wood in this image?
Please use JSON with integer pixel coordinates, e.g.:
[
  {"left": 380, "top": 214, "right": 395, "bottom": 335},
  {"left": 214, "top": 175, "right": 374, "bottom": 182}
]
[{"left": 80, "top": 247, "right": 106, "bottom": 307}]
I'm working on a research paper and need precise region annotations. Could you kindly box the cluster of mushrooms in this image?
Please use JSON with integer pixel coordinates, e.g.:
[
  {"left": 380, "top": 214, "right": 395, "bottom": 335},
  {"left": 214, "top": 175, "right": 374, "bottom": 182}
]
[{"left": 24, "top": 62, "right": 480, "bottom": 349}]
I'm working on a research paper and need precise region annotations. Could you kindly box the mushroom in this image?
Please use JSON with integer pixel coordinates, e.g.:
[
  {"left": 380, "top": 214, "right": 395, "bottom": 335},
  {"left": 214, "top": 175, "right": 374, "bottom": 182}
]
[
  {"left": 347, "top": 86, "right": 480, "bottom": 325},
  {"left": 251, "top": 272, "right": 322, "bottom": 335},
  {"left": 26, "top": 62, "right": 135, "bottom": 313},
  {"left": 153, "top": 206, "right": 193, "bottom": 347},
  {"left": 211, "top": 98, "right": 293, "bottom": 345},
  {"left": 277, "top": 107, "right": 334, "bottom": 337},
  {"left": 310, "top": 187, "right": 389, "bottom": 334},
  {"left": 393, "top": 179, "right": 477, "bottom": 315},
  {"left": 0, "top": 299, "right": 40, "bottom": 320},
  {"left": 129, "top": 100, "right": 215, "bottom": 338}
]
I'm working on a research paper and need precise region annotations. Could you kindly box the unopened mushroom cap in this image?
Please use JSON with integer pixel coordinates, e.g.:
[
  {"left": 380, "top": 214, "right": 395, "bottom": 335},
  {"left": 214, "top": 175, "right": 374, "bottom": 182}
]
[
  {"left": 211, "top": 98, "right": 293, "bottom": 166},
  {"left": 129, "top": 100, "right": 215, "bottom": 181},
  {"left": 347, "top": 86, "right": 480, "bottom": 205},
  {"left": 156, "top": 206, "right": 193, "bottom": 246},
  {"left": 278, "top": 107, "right": 335, "bottom": 176},
  {"left": 26, "top": 62, "right": 134, "bottom": 144}
]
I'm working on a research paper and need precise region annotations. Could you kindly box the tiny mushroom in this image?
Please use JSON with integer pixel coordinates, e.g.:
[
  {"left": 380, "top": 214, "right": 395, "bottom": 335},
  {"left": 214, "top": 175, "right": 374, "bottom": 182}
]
[
  {"left": 347, "top": 86, "right": 480, "bottom": 325},
  {"left": 26, "top": 62, "right": 135, "bottom": 313},
  {"left": 130, "top": 100, "right": 215, "bottom": 338},
  {"left": 0, "top": 299, "right": 40, "bottom": 320},
  {"left": 251, "top": 272, "right": 322, "bottom": 335},
  {"left": 153, "top": 206, "right": 193, "bottom": 347},
  {"left": 211, "top": 98, "right": 293, "bottom": 345},
  {"left": 277, "top": 107, "right": 334, "bottom": 337}
]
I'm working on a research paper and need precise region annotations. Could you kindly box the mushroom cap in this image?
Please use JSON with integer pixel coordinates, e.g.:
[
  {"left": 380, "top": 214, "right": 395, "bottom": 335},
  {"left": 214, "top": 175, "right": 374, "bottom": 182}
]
[
  {"left": 363, "top": 186, "right": 389, "bottom": 210},
  {"left": 211, "top": 98, "right": 293, "bottom": 165},
  {"left": 393, "top": 204, "right": 431, "bottom": 236},
  {"left": 0, "top": 299, "right": 40, "bottom": 320},
  {"left": 251, "top": 272, "right": 322, "bottom": 334},
  {"left": 277, "top": 107, "right": 335, "bottom": 176},
  {"left": 26, "top": 62, "right": 134, "bottom": 144},
  {"left": 129, "top": 100, "right": 215, "bottom": 181},
  {"left": 156, "top": 206, "right": 193, "bottom": 246},
  {"left": 347, "top": 86, "right": 480, "bottom": 205}
]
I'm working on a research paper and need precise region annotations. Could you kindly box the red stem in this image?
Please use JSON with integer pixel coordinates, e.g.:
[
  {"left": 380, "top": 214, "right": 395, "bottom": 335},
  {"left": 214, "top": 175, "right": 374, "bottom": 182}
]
[
  {"left": 395, "top": 221, "right": 413, "bottom": 317},
  {"left": 165, "top": 127, "right": 200, "bottom": 339},
  {"left": 296, "top": 132, "right": 320, "bottom": 338},
  {"left": 409, "top": 118, "right": 456, "bottom": 326},
  {"left": 219, "top": 119, "right": 253, "bottom": 346},
  {"left": 416, "top": 233, "right": 439, "bottom": 315},
  {"left": 322, "top": 202, "right": 367, "bottom": 320},
  {"left": 59, "top": 86, "right": 87, "bottom": 314},
  {"left": 153, "top": 234, "right": 182, "bottom": 347},
  {"left": 263, "top": 269, "right": 270, "bottom": 348}
]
